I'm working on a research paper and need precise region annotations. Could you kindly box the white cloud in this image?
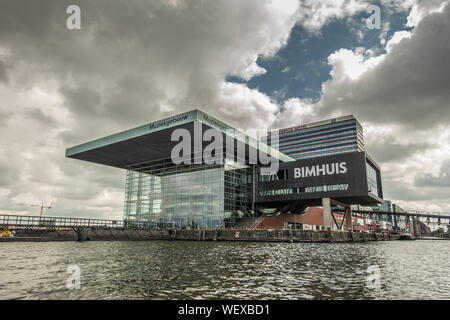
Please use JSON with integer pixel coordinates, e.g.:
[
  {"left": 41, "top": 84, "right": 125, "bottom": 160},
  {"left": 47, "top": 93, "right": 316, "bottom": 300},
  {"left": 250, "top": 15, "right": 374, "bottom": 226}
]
[
  {"left": 216, "top": 82, "right": 279, "bottom": 131},
  {"left": 317, "top": 1, "right": 450, "bottom": 128},
  {"left": 385, "top": 30, "right": 412, "bottom": 52},
  {"left": 406, "top": 0, "right": 449, "bottom": 27},
  {"left": 296, "top": 0, "right": 370, "bottom": 32},
  {"left": 271, "top": 98, "right": 317, "bottom": 130},
  {"left": 327, "top": 47, "right": 385, "bottom": 81}
]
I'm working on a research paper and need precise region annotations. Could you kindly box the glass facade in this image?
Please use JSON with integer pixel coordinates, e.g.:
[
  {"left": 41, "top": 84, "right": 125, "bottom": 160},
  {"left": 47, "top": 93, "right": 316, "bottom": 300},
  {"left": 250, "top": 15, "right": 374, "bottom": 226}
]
[
  {"left": 366, "top": 161, "right": 379, "bottom": 196},
  {"left": 258, "top": 184, "right": 349, "bottom": 196},
  {"left": 224, "top": 161, "right": 254, "bottom": 222},
  {"left": 373, "top": 200, "right": 392, "bottom": 212},
  {"left": 123, "top": 158, "right": 254, "bottom": 229},
  {"left": 263, "top": 116, "right": 364, "bottom": 160},
  {"left": 371, "top": 200, "right": 404, "bottom": 228},
  {"left": 66, "top": 109, "right": 384, "bottom": 229}
]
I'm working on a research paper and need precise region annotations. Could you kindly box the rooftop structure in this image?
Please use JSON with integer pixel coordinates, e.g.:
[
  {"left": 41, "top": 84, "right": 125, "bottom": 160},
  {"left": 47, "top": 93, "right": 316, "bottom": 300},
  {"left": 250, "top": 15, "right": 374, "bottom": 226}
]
[{"left": 263, "top": 115, "right": 364, "bottom": 160}]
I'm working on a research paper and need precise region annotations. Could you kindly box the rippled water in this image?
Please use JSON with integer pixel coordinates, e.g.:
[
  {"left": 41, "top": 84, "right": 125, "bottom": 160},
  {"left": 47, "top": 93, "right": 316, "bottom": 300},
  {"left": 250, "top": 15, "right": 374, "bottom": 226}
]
[{"left": 0, "top": 240, "right": 449, "bottom": 300}]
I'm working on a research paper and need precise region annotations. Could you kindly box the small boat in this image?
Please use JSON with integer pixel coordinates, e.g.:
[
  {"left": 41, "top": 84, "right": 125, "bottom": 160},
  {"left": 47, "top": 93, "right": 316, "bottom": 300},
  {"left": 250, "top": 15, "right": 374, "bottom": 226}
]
[
  {"left": 1, "top": 228, "right": 15, "bottom": 238},
  {"left": 398, "top": 232, "right": 415, "bottom": 240}
]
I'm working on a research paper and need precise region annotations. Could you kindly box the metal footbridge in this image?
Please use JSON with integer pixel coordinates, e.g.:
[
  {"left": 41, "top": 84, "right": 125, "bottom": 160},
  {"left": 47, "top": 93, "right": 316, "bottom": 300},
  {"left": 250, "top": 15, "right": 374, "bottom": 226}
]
[
  {"left": 0, "top": 214, "right": 126, "bottom": 229},
  {"left": 335, "top": 208, "right": 450, "bottom": 226}
]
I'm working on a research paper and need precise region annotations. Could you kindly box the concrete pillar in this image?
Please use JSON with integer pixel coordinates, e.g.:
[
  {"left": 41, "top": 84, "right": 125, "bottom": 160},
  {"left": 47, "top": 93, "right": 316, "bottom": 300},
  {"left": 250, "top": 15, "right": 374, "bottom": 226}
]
[
  {"left": 414, "top": 219, "right": 421, "bottom": 237},
  {"left": 76, "top": 228, "right": 89, "bottom": 241},
  {"left": 408, "top": 221, "right": 414, "bottom": 235},
  {"left": 322, "top": 198, "right": 332, "bottom": 230},
  {"left": 345, "top": 206, "right": 352, "bottom": 231}
]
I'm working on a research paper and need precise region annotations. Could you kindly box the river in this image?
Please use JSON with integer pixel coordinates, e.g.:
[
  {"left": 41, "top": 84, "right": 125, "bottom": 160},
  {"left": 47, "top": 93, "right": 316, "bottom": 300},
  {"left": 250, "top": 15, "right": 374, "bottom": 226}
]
[{"left": 0, "top": 240, "right": 448, "bottom": 299}]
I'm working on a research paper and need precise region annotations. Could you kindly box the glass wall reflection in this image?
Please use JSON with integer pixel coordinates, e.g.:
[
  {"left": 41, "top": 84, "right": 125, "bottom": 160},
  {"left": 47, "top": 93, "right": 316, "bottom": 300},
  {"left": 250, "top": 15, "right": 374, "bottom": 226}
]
[{"left": 123, "top": 159, "right": 254, "bottom": 229}]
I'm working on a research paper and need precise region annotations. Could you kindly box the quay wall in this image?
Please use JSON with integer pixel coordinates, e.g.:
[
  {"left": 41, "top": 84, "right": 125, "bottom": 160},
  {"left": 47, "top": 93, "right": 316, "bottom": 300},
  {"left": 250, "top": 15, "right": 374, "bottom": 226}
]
[
  {"left": 173, "top": 229, "right": 397, "bottom": 242},
  {"left": 1, "top": 228, "right": 398, "bottom": 242},
  {"left": 0, "top": 228, "right": 170, "bottom": 242}
]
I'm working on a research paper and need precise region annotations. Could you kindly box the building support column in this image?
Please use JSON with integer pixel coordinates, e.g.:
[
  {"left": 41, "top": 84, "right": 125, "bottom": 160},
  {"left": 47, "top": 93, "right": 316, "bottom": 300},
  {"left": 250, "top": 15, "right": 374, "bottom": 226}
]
[
  {"left": 322, "top": 198, "right": 332, "bottom": 230},
  {"left": 75, "top": 227, "right": 89, "bottom": 241},
  {"left": 345, "top": 206, "right": 353, "bottom": 232},
  {"left": 414, "top": 218, "right": 421, "bottom": 237}
]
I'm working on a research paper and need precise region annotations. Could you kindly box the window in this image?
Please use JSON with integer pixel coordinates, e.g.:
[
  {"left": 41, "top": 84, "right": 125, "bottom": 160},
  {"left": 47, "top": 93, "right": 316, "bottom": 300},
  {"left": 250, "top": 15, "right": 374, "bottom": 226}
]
[
  {"left": 258, "top": 169, "right": 288, "bottom": 182},
  {"left": 366, "top": 161, "right": 378, "bottom": 195},
  {"left": 258, "top": 184, "right": 348, "bottom": 197}
]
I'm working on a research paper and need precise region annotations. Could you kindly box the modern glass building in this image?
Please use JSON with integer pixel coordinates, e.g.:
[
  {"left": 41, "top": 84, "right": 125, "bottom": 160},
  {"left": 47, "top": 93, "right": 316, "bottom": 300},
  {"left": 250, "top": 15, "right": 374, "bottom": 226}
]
[
  {"left": 66, "top": 110, "right": 383, "bottom": 229},
  {"left": 261, "top": 115, "right": 380, "bottom": 207},
  {"left": 66, "top": 109, "right": 292, "bottom": 229},
  {"left": 262, "top": 115, "right": 364, "bottom": 160},
  {"left": 123, "top": 159, "right": 255, "bottom": 229}
]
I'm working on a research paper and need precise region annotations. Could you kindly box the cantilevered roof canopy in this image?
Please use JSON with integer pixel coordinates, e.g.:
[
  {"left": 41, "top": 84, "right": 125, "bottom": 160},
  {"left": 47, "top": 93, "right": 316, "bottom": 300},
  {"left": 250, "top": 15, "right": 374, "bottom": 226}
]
[{"left": 65, "top": 109, "right": 294, "bottom": 169}]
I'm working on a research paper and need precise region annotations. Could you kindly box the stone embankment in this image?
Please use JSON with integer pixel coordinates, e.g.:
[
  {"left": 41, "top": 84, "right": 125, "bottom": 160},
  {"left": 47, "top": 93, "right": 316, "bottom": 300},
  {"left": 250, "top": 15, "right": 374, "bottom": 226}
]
[{"left": 0, "top": 228, "right": 398, "bottom": 242}]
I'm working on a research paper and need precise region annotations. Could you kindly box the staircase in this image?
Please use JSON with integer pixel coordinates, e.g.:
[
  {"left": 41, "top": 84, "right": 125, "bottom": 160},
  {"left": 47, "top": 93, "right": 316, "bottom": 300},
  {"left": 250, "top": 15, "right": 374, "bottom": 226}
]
[{"left": 232, "top": 217, "right": 264, "bottom": 230}]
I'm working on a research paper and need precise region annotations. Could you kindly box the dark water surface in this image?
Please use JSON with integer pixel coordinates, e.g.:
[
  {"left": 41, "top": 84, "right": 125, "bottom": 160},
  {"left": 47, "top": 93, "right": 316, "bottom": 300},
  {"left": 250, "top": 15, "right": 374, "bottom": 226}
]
[{"left": 0, "top": 240, "right": 449, "bottom": 300}]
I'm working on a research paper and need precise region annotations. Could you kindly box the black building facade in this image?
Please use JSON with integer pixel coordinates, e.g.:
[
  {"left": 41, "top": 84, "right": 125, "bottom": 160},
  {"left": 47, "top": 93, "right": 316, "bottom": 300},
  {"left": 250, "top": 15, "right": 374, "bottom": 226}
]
[{"left": 256, "top": 152, "right": 383, "bottom": 210}]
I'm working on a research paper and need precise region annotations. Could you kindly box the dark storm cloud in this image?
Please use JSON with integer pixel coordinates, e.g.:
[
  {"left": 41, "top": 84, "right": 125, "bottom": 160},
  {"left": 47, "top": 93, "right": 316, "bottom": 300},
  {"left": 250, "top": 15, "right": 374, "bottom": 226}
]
[
  {"left": 0, "top": 108, "right": 13, "bottom": 122},
  {"left": 60, "top": 86, "right": 102, "bottom": 116},
  {"left": 0, "top": 159, "right": 14, "bottom": 187},
  {"left": 24, "top": 108, "right": 58, "bottom": 127},
  {"left": 366, "top": 140, "right": 431, "bottom": 163},
  {"left": 383, "top": 174, "right": 450, "bottom": 203},
  {"left": 318, "top": 2, "right": 450, "bottom": 128},
  {"left": 0, "top": 60, "right": 8, "bottom": 83},
  {"left": 0, "top": 0, "right": 297, "bottom": 130},
  {"left": 0, "top": 0, "right": 62, "bottom": 36},
  {"left": 0, "top": 0, "right": 306, "bottom": 217},
  {"left": 414, "top": 159, "right": 450, "bottom": 188},
  {"left": 102, "top": 74, "right": 165, "bottom": 126}
]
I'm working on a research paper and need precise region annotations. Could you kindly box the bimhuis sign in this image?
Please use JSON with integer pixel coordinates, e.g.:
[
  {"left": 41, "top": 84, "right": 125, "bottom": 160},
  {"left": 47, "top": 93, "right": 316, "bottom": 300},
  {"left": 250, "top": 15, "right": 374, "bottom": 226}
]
[
  {"left": 294, "top": 162, "right": 348, "bottom": 179},
  {"left": 281, "top": 152, "right": 366, "bottom": 184}
]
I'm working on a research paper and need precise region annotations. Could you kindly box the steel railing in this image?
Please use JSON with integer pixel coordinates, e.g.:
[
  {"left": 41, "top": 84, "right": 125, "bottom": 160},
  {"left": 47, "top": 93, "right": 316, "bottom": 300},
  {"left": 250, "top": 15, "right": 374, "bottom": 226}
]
[
  {"left": 333, "top": 209, "right": 450, "bottom": 220},
  {"left": 0, "top": 214, "right": 128, "bottom": 229}
]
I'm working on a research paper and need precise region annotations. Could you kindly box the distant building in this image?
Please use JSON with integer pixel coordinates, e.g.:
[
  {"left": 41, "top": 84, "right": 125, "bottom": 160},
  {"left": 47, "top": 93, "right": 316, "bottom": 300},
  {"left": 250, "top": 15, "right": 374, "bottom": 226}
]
[
  {"left": 372, "top": 200, "right": 405, "bottom": 229},
  {"left": 262, "top": 115, "right": 364, "bottom": 160},
  {"left": 372, "top": 200, "right": 405, "bottom": 213},
  {"left": 392, "top": 203, "right": 405, "bottom": 213},
  {"left": 374, "top": 200, "right": 392, "bottom": 212},
  {"left": 351, "top": 204, "right": 373, "bottom": 211},
  {"left": 261, "top": 114, "right": 382, "bottom": 202}
]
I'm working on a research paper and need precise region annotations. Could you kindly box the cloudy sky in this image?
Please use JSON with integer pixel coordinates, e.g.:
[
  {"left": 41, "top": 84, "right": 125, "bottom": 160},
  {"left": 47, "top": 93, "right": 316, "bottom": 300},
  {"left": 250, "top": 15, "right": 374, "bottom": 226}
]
[{"left": 0, "top": 0, "right": 449, "bottom": 219}]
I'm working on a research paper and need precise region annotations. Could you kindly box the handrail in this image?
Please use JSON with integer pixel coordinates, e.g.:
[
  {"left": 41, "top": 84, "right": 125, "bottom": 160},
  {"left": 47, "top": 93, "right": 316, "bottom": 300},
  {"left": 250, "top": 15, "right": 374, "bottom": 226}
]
[
  {"left": 0, "top": 214, "right": 150, "bottom": 229},
  {"left": 333, "top": 208, "right": 450, "bottom": 220}
]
